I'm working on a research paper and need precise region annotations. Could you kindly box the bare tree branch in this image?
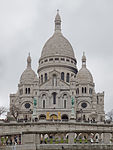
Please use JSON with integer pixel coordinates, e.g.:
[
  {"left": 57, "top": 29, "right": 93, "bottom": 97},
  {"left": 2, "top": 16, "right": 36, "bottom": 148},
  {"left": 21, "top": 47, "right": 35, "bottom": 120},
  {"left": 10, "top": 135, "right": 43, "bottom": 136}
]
[
  {"left": 10, "top": 105, "right": 19, "bottom": 120},
  {"left": 0, "top": 106, "right": 7, "bottom": 116},
  {"left": 106, "top": 109, "right": 113, "bottom": 121}
]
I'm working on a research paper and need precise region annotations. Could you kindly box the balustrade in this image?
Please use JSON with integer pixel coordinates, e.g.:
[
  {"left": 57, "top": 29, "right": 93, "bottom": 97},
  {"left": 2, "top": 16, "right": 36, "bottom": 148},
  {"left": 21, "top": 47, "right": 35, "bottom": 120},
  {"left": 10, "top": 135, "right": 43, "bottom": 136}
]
[{"left": 0, "top": 135, "right": 21, "bottom": 146}]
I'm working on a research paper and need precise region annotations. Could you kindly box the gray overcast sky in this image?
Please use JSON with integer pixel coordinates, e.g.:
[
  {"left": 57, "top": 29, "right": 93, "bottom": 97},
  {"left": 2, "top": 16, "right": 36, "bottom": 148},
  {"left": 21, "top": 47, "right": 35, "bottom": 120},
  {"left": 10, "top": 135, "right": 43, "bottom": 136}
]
[{"left": 0, "top": 0, "right": 113, "bottom": 114}]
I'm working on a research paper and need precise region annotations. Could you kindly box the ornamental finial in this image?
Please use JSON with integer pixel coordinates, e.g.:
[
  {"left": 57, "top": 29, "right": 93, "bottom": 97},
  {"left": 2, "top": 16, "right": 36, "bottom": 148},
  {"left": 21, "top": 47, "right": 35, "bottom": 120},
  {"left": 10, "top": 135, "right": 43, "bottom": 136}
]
[
  {"left": 55, "top": 9, "right": 61, "bottom": 31},
  {"left": 82, "top": 52, "right": 86, "bottom": 68},
  {"left": 27, "top": 52, "right": 31, "bottom": 68}
]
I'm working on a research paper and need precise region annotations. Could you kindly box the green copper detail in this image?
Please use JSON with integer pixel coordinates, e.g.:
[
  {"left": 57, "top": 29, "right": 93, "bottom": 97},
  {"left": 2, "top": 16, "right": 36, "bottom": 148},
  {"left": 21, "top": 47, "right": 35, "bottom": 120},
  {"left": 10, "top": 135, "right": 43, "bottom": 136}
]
[
  {"left": 71, "top": 97, "right": 74, "bottom": 106},
  {"left": 33, "top": 98, "right": 37, "bottom": 106}
]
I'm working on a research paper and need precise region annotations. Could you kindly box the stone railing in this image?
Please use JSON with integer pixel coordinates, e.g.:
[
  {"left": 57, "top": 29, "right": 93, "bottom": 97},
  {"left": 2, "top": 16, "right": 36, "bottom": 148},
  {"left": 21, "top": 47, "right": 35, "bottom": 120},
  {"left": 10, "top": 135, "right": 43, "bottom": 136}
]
[{"left": 0, "top": 121, "right": 113, "bottom": 150}]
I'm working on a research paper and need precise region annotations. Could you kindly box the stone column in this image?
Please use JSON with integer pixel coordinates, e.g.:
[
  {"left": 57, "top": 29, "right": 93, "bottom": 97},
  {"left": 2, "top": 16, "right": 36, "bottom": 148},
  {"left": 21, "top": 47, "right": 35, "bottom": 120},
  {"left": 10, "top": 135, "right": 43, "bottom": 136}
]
[
  {"left": 98, "top": 133, "right": 102, "bottom": 143},
  {"left": 22, "top": 133, "right": 40, "bottom": 145},
  {"left": 87, "top": 133, "right": 91, "bottom": 143},
  {"left": 68, "top": 133, "right": 75, "bottom": 144},
  {"left": 35, "top": 134, "right": 40, "bottom": 144},
  {"left": 111, "top": 133, "right": 113, "bottom": 143},
  {"left": 103, "top": 133, "right": 110, "bottom": 144},
  {"left": 0, "top": 136, "right": 1, "bottom": 145}
]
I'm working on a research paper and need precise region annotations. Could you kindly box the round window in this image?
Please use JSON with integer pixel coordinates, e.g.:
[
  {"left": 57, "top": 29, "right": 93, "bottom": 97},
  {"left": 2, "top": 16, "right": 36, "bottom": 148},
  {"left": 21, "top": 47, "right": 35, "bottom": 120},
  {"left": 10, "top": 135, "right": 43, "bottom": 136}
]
[
  {"left": 25, "top": 103, "right": 31, "bottom": 109},
  {"left": 81, "top": 102, "right": 87, "bottom": 108}
]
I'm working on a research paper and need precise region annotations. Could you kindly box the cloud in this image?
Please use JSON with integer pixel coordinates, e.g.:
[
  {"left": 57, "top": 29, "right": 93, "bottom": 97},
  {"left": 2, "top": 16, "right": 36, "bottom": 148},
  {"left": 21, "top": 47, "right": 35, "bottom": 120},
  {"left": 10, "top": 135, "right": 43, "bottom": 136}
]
[{"left": 0, "top": 0, "right": 113, "bottom": 113}]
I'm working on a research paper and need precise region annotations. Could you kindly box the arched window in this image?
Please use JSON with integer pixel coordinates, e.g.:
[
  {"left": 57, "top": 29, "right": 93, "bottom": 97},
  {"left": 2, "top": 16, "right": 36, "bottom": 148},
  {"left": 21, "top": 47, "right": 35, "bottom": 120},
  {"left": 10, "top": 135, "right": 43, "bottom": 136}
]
[
  {"left": 82, "top": 87, "right": 84, "bottom": 93},
  {"left": 97, "top": 96, "right": 99, "bottom": 104},
  {"left": 83, "top": 115, "right": 86, "bottom": 121},
  {"left": 45, "top": 73, "right": 47, "bottom": 82},
  {"left": 39, "top": 77, "right": 40, "bottom": 84},
  {"left": 76, "top": 88, "right": 79, "bottom": 95},
  {"left": 28, "top": 88, "right": 30, "bottom": 94},
  {"left": 66, "top": 73, "right": 70, "bottom": 82},
  {"left": 41, "top": 75, "right": 43, "bottom": 84},
  {"left": 39, "top": 114, "right": 46, "bottom": 120},
  {"left": 20, "top": 89, "right": 23, "bottom": 95},
  {"left": 25, "top": 88, "right": 27, "bottom": 94},
  {"left": 64, "top": 100, "right": 66, "bottom": 108},
  {"left": 52, "top": 74, "right": 57, "bottom": 86},
  {"left": 85, "top": 87, "right": 87, "bottom": 93},
  {"left": 62, "top": 114, "right": 68, "bottom": 121},
  {"left": 43, "top": 100, "right": 45, "bottom": 108},
  {"left": 61, "top": 72, "right": 64, "bottom": 81},
  {"left": 52, "top": 92, "right": 56, "bottom": 104},
  {"left": 89, "top": 88, "right": 93, "bottom": 94}
]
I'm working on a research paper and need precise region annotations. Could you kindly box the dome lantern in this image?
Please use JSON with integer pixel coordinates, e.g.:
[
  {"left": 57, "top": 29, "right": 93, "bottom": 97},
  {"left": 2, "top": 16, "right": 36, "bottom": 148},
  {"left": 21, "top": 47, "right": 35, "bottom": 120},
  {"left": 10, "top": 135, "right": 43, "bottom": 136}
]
[
  {"left": 27, "top": 53, "right": 31, "bottom": 68},
  {"left": 76, "top": 53, "right": 94, "bottom": 84},
  {"left": 20, "top": 54, "right": 37, "bottom": 84},
  {"left": 82, "top": 52, "right": 86, "bottom": 68},
  {"left": 55, "top": 9, "right": 61, "bottom": 32}
]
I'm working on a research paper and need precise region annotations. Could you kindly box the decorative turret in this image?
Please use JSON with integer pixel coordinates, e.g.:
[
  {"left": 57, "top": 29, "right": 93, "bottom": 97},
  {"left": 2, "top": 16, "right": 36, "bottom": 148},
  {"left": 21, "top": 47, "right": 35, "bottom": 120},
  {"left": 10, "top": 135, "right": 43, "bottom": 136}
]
[
  {"left": 82, "top": 52, "right": 86, "bottom": 68},
  {"left": 76, "top": 53, "right": 93, "bottom": 84},
  {"left": 27, "top": 53, "right": 31, "bottom": 68},
  {"left": 55, "top": 9, "right": 61, "bottom": 32},
  {"left": 20, "top": 54, "right": 37, "bottom": 84}
]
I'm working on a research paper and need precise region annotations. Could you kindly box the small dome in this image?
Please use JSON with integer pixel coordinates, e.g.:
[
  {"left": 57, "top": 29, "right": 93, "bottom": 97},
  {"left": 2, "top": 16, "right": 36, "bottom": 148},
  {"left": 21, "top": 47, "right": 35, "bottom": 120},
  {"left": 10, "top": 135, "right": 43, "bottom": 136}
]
[
  {"left": 76, "top": 67, "right": 93, "bottom": 84},
  {"left": 20, "top": 68, "right": 37, "bottom": 84},
  {"left": 76, "top": 53, "right": 93, "bottom": 84},
  {"left": 41, "top": 32, "right": 75, "bottom": 59},
  {"left": 20, "top": 54, "right": 37, "bottom": 84}
]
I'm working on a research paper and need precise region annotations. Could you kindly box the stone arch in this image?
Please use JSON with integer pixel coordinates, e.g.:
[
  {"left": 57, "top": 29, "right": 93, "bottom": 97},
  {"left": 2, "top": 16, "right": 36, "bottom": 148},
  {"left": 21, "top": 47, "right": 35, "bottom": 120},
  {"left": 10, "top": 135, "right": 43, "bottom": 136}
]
[
  {"left": 66, "top": 73, "right": 70, "bottom": 82},
  {"left": 61, "top": 114, "right": 68, "bottom": 121},
  {"left": 39, "top": 114, "right": 46, "bottom": 120},
  {"left": 61, "top": 92, "right": 69, "bottom": 98},
  {"left": 76, "top": 88, "right": 79, "bottom": 95},
  {"left": 21, "top": 101, "right": 33, "bottom": 110},
  {"left": 89, "top": 113, "right": 97, "bottom": 122},
  {"left": 77, "top": 100, "right": 91, "bottom": 107},
  {"left": 61, "top": 72, "right": 64, "bottom": 81},
  {"left": 50, "top": 114, "right": 58, "bottom": 120},
  {"left": 52, "top": 74, "right": 57, "bottom": 86},
  {"left": 41, "top": 74, "right": 43, "bottom": 84},
  {"left": 45, "top": 73, "right": 47, "bottom": 82},
  {"left": 40, "top": 92, "right": 48, "bottom": 98}
]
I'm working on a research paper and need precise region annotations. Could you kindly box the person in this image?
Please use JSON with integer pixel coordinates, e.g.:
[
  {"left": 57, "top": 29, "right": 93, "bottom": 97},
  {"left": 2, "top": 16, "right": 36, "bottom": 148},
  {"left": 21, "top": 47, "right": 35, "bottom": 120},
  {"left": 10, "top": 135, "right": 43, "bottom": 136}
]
[
  {"left": 1, "top": 136, "right": 4, "bottom": 145},
  {"left": 90, "top": 138, "right": 93, "bottom": 143},
  {"left": 6, "top": 136, "right": 8, "bottom": 145},
  {"left": 10, "top": 137, "right": 12, "bottom": 145}
]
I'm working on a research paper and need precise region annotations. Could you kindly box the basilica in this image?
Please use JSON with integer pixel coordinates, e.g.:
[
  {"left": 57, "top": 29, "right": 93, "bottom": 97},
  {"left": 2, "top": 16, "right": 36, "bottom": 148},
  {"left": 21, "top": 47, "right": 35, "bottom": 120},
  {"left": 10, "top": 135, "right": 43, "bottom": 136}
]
[{"left": 8, "top": 11, "right": 105, "bottom": 123}]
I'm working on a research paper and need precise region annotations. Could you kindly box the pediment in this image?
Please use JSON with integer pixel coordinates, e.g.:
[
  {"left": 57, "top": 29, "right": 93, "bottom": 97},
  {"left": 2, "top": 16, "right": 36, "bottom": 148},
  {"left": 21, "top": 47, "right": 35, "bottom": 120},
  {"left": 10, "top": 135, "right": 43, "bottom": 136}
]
[{"left": 39, "top": 78, "right": 70, "bottom": 90}]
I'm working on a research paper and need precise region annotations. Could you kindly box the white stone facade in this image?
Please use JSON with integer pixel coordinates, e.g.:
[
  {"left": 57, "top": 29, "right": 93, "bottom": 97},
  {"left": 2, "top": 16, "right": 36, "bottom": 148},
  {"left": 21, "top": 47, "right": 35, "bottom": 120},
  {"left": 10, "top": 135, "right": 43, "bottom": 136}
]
[{"left": 8, "top": 11, "right": 105, "bottom": 122}]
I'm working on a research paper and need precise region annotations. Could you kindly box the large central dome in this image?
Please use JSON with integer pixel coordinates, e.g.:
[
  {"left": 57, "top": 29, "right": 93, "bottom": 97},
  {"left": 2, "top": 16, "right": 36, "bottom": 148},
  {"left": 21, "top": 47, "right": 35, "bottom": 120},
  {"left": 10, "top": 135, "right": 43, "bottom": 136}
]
[
  {"left": 40, "top": 10, "right": 75, "bottom": 60},
  {"left": 38, "top": 10, "right": 78, "bottom": 76},
  {"left": 41, "top": 32, "right": 75, "bottom": 59}
]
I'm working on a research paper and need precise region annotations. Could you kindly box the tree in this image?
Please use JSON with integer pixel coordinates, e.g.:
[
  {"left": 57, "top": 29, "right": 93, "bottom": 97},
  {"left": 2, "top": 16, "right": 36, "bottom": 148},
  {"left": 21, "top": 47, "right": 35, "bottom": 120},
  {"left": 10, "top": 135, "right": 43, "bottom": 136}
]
[
  {"left": 10, "top": 105, "right": 19, "bottom": 120},
  {"left": 0, "top": 106, "right": 7, "bottom": 116},
  {"left": 106, "top": 109, "right": 113, "bottom": 121}
]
